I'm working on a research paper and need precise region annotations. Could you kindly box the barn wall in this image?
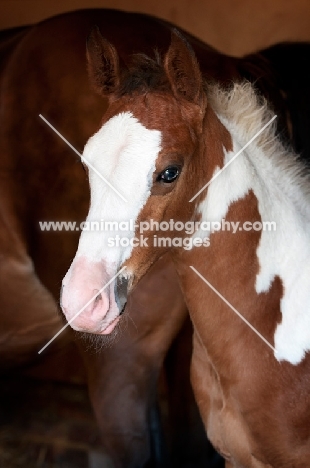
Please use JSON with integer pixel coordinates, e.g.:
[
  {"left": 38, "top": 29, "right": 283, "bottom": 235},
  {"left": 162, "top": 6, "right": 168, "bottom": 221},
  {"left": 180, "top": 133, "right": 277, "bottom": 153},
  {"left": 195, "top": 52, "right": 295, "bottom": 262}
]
[{"left": 1, "top": 0, "right": 310, "bottom": 56}]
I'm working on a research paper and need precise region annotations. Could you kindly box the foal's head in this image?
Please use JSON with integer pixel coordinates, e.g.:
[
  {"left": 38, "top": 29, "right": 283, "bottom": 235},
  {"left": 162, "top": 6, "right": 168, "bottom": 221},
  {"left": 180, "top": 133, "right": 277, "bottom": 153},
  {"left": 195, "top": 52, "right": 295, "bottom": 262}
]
[{"left": 61, "top": 28, "right": 229, "bottom": 334}]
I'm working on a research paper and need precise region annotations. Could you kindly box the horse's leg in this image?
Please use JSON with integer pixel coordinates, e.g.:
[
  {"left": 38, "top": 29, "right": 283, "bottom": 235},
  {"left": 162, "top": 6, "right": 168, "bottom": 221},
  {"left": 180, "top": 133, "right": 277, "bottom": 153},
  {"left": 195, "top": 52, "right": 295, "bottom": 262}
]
[
  {"left": 79, "top": 254, "right": 187, "bottom": 468},
  {"left": 164, "top": 319, "right": 224, "bottom": 468}
]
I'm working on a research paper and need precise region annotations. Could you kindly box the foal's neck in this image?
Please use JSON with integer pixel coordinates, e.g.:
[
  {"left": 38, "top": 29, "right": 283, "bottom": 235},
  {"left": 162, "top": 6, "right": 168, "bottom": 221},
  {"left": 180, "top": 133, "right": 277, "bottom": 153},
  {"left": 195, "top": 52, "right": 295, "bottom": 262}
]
[{"left": 177, "top": 82, "right": 310, "bottom": 366}]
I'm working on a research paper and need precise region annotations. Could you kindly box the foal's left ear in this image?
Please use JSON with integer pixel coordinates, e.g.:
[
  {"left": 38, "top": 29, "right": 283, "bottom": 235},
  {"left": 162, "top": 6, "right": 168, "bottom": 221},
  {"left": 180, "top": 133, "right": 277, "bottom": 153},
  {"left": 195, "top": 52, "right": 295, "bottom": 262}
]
[
  {"left": 164, "top": 29, "right": 205, "bottom": 108},
  {"left": 86, "top": 25, "right": 120, "bottom": 96}
]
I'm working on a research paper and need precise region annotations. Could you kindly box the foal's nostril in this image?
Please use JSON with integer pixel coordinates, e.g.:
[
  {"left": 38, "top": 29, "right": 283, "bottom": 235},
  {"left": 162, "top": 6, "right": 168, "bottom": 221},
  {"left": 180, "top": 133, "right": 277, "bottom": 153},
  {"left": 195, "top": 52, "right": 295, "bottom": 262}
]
[
  {"left": 115, "top": 276, "right": 129, "bottom": 314},
  {"left": 94, "top": 292, "right": 102, "bottom": 305},
  {"left": 91, "top": 291, "right": 103, "bottom": 314}
]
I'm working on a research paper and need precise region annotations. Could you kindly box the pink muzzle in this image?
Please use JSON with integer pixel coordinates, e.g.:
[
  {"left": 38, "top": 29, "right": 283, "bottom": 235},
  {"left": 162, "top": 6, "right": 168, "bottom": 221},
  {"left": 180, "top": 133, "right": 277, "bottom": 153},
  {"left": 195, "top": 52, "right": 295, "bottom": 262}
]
[{"left": 61, "top": 256, "right": 127, "bottom": 334}]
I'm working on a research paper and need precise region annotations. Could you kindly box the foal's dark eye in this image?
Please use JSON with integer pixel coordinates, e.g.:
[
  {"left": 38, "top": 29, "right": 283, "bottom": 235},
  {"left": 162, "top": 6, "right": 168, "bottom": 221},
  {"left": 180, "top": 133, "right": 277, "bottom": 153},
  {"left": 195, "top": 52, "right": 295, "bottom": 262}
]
[{"left": 157, "top": 165, "right": 180, "bottom": 184}]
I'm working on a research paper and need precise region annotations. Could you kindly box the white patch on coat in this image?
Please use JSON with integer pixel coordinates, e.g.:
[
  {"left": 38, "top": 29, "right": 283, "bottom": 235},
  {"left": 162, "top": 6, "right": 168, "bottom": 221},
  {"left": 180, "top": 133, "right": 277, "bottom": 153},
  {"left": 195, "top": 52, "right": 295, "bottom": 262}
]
[
  {"left": 73, "top": 111, "right": 161, "bottom": 267},
  {"left": 194, "top": 82, "right": 310, "bottom": 365},
  {"left": 193, "top": 143, "right": 253, "bottom": 240}
]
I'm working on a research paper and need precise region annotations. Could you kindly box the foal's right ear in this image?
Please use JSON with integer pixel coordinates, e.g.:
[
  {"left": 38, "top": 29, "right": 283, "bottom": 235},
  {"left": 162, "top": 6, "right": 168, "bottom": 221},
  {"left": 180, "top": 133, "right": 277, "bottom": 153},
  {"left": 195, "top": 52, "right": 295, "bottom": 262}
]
[
  {"left": 86, "top": 26, "right": 120, "bottom": 96},
  {"left": 164, "top": 29, "right": 205, "bottom": 109}
]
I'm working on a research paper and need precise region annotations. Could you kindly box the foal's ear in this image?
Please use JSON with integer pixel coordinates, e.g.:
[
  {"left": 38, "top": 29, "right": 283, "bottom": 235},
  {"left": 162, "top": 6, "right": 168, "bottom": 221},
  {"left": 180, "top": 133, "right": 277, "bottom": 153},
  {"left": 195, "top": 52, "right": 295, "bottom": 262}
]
[
  {"left": 164, "top": 29, "right": 205, "bottom": 108},
  {"left": 86, "top": 26, "right": 120, "bottom": 95}
]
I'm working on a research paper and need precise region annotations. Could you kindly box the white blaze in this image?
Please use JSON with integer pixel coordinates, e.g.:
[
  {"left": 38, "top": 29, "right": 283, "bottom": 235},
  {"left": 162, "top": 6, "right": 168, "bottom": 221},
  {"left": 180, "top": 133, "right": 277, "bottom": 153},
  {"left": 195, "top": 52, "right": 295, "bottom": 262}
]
[{"left": 75, "top": 111, "right": 161, "bottom": 266}]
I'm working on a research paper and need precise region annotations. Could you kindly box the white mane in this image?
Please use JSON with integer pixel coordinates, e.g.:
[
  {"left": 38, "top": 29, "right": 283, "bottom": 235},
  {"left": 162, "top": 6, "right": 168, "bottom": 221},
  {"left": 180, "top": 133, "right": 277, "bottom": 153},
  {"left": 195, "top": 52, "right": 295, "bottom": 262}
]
[{"left": 209, "top": 81, "right": 310, "bottom": 220}]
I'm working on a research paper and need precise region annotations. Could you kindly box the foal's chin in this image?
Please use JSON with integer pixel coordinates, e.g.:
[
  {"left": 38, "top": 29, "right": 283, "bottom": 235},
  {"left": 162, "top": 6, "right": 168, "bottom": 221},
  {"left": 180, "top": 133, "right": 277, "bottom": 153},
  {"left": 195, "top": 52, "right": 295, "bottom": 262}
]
[
  {"left": 84, "top": 315, "right": 122, "bottom": 335},
  {"left": 78, "top": 319, "right": 123, "bottom": 351}
]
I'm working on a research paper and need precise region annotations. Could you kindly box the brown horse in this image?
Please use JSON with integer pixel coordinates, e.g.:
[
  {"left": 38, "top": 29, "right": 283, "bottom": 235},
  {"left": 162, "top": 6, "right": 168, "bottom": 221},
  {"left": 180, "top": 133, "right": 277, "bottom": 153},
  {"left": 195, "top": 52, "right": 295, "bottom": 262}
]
[
  {"left": 1, "top": 8, "right": 309, "bottom": 468},
  {"left": 61, "top": 23, "right": 310, "bottom": 468}
]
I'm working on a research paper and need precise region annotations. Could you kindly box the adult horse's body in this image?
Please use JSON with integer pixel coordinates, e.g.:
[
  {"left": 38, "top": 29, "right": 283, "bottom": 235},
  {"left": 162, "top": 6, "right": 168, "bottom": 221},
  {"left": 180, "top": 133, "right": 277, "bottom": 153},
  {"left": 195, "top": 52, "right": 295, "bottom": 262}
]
[
  {"left": 2, "top": 8, "right": 310, "bottom": 468},
  {"left": 61, "top": 21, "right": 310, "bottom": 468}
]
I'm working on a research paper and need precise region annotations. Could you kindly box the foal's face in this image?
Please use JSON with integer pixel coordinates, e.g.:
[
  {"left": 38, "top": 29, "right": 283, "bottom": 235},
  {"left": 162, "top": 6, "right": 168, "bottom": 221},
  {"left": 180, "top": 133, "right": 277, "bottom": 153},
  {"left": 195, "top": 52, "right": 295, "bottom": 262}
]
[
  {"left": 104, "top": 92, "right": 203, "bottom": 270},
  {"left": 61, "top": 28, "right": 206, "bottom": 334}
]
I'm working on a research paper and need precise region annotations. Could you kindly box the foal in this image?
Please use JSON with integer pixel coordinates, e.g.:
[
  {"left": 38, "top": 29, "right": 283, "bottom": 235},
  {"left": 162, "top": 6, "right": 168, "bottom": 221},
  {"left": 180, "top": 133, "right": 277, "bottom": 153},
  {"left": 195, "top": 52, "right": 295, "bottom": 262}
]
[{"left": 62, "top": 27, "right": 310, "bottom": 467}]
